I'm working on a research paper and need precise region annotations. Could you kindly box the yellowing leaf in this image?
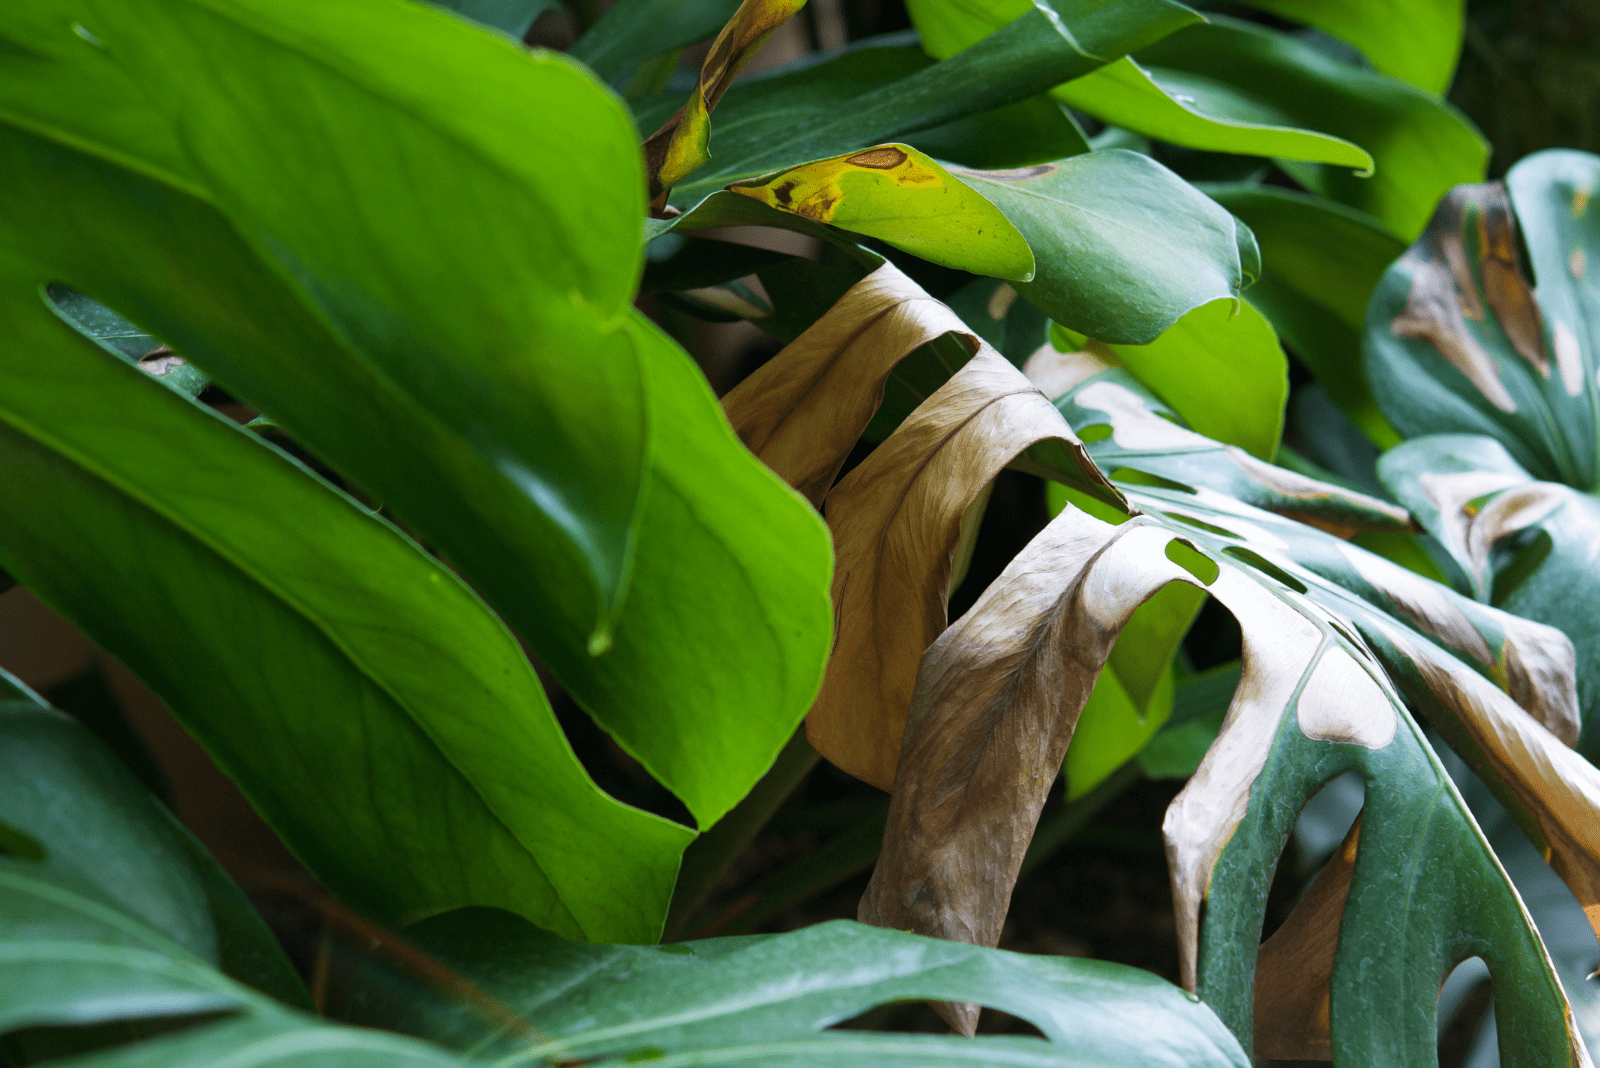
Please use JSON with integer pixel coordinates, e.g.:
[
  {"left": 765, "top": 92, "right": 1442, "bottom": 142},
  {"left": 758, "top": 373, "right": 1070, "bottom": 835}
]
[
  {"left": 642, "top": 0, "right": 808, "bottom": 202},
  {"left": 729, "top": 144, "right": 1034, "bottom": 281}
]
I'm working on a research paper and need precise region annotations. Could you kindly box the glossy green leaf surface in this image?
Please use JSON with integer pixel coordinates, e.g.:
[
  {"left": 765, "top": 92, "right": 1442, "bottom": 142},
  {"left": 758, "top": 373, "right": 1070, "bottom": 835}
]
[
  {"left": 1239, "top": 0, "right": 1465, "bottom": 94},
  {"left": 1137, "top": 17, "right": 1487, "bottom": 240},
  {"left": 575, "top": 0, "right": 740, "bottom": 88},
  {"left": 0, "top": 699, "right": 471, "bottom": 1066},
  {"left": 0, "top": 276, "right": 692, "bottom": 939},
  {"left": 1204, "top": 184, "right": 1404, "bottom": 446},
  {"left": 1051, "top": 297, "right": 1288, "bottom": 458},
  {"left": 658, "top": 0, "right": 1199, "bottom": 205},
  {"left": 349, "top": 910, "right": 1250, "bottom": 1068},
  {"left": 1054, "top": 59, "right": 1373, "bottom": 170},
  {"left": 0, "top": 682, "right": 305, "bottom": 1010},
  {"left": 955, "top": 151, "right": 1251, "bottom": 343},
  {"left": 0, "top": 0, "right": 832, "bottom": 832}
]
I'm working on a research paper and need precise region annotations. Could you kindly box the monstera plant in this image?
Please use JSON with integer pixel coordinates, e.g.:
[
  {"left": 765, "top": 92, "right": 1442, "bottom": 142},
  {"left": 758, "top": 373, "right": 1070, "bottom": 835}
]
[
  {"left": 1365, "top": 150, "right": 1600, "bottom": 762},
  {"left": 1, "top": 0, "right": 1594, "bottom": 1065}
]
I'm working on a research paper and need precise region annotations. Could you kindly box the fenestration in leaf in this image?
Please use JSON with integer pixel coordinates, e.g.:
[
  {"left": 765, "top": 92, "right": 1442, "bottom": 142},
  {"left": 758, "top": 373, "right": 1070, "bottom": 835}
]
[
  {"left": 1365, "top": 149, "right": 1600, "bottom": 759},
  {"left": 861, "top": 492, "right": 1595, "bottom": 1063}
]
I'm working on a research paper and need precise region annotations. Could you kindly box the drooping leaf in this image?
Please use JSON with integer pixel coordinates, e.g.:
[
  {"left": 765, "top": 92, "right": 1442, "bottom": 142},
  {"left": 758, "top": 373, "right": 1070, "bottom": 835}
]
[
  {"left": 722, "top": 264, "right": 1118, "bottom": 789},
  {"left": 347, "top": 909, "right": 1251, "bottom": 1068},
  {"left": 728, "top": 144, "right": 1034, "bottom": 280},
  {"left": 1238, "top": 0, "right": 1466, "bottom": 94},
  {"left": 1, "top": 0, "right": 832, "bottom": 832},
  {"left": 1203, "top": 183, "right": 1405, "bottom": 446},
  {"left": 0, "top": 694, "right": 468, "bottom": 1067},
  {"left": 1365, "top": 150, "right": 1600, "bottom": 754},
  {"left": 642, "top": 0, "right": 809, "bottom": 202},
  {"left": 753, "top": 272, "right": 1600, "bottom": 1058},
  {"left": 1136, "top": 16, "right": 1488, "bottom": 240},
  {"left": 861, "top": 480, "right": 1596, "bottom": 1062}
]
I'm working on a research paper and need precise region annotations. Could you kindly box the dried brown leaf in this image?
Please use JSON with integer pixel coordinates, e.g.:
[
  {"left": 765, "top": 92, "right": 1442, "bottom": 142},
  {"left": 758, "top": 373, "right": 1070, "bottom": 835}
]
[
  {"left": 721, "top": 263, "right": 978, "bottom": 509},
  {"left": 806, "top": 351, "right": 1115, "bottom": 790},
  {"left": 1251, "top": 816, "right": 1359, "bottom": 1062},
  {"left": 858, "top": 510, "right": 1206, "bottom": 1032}
]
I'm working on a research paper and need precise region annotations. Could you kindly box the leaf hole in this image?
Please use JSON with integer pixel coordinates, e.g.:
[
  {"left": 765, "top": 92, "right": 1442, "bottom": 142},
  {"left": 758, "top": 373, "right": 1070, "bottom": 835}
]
[
  {"left": 1437, "top": 957, "right": 1492, "bottom": 1068},
  {"left": 41, "top": 284, "right": 211, "bottom": 402},
  {"left": 1076, "top": 423, "right": 1112, "bottom": 444},
  {"left": 1290, "top": 771, "right": 1363, "bottom": 879},
  {"left": 1108, "top": 467, "right": 1194, "bottom": 493},
  {"left": 1220, "top": 547, "right": 1308, "bottom": 594},
  {"left": 1165, "top": 513, "right": 1239, "bottom": 540},
  {"left": 1164, "top": 540, "right": 1218, "bottom": 586}
]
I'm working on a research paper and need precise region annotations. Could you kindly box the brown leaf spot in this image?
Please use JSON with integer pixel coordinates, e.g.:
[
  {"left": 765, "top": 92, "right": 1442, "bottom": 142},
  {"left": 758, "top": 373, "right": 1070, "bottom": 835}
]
[
  {"left": 771, "top": 179, "right": 797, "bottom": 206},
  {"left": 1478, "top": 200, "right": 1548, "bottom": 376},
  {"left": 845, "top": 147, "right": 908, "bottom": 170},
  {"left": 1571, "top": 248, "right": 1587, "bottom": 279},
  {"left": 1576, "top": 187, "right": 1592, "bottom": 218},
  {"left": 1392, "top": 262, "right": 1516, "bottom": 412}
]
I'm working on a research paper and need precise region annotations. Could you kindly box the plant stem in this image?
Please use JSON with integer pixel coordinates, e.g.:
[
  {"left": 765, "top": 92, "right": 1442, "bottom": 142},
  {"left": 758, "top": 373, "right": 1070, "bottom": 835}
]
[{"left": 664, "top": 729, "right": 819, "bottom": 940}]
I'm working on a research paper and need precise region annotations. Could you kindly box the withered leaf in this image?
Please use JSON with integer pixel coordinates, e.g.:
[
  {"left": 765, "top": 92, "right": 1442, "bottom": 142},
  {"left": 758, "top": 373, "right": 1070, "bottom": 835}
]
[
  {"left": 642, "top": 0, "right": 807, "bottom": 205},
  {"left": 808, "top": 350, "right": 1116, "bottom": 790},
  {"left": 859, "top": 511, "right": 1208, "bottom": 1033}
]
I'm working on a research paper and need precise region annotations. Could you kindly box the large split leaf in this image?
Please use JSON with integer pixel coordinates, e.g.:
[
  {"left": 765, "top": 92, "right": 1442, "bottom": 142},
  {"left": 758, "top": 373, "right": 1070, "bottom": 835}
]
[
  {"left": 0, "top": 0, "right": 831, "bottom": 831},
  {"left": 1137, "top": 16, "right": 1487, "bottom": 240},
  {"left": 346, "top": 909, "right": 1250, "bottom": 1068},
  {"left": 1365, "top": 150, "right": 1600, "bottom": 754},
  {"left": 747, "top": 272, "right": 1600, "bottom": 1059},
  {"left": 0, "top": 686, "right": 468, "bottom": 1067},
  {"left": 0, "top": 281, "right": 691, "bottom": 940},
  {"left": 1204, "top": 183, "right": 1405, "bottom": 445}
]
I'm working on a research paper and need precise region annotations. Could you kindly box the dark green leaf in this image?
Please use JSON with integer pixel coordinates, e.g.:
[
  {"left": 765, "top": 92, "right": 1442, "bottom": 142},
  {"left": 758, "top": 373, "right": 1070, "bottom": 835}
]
[
  {"left": 1203, "top": 183, "right": 1405, "bottom": 444},
  {"left": 1137, "top": 17, "right": 1487, "bottom": 240},
  {"left": 428, "top": 0, "right": 559, "bottom": 37},
  {"left": 573, "top": 0, "right": 740, "bottom": 89},
  {"left": 1237, "top": 0, "right": 1466, "bottom": 94},
  {"left": 349, "top": 910, "right": 1251, "bottom": 1067},
  {"left": 1, "top": 0, "right": 832, "bottom": 833}
]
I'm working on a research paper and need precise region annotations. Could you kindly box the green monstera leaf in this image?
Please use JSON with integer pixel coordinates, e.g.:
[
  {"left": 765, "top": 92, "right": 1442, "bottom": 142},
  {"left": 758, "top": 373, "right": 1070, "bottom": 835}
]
[
  {"left": 345, "top": 910, "right": 1250, "bottom": 1068},
  {"left": 0, "top": 0, "right": 833, "bottom": 870},
  {"left": 1365, "top": 150, "right": 1600, "bottom": 757}
]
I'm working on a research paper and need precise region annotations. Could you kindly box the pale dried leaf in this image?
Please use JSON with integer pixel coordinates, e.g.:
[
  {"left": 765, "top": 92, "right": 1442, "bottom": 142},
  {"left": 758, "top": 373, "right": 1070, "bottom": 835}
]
[
  {"left": 1252, "top": 816, "right": 1359, "bottom": 1062},
  {"left": 721, "top": 263, "right": 978, "bottom": 508},
  {"left": 1377, "top": 616, "right": 1600, "bottom": 949},
  {"left": 806, "top": 351, "right": 1113, "bottom": 790},
  {"left": 859, "top": 510, "right": 1204, "bottom": 1033}
]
